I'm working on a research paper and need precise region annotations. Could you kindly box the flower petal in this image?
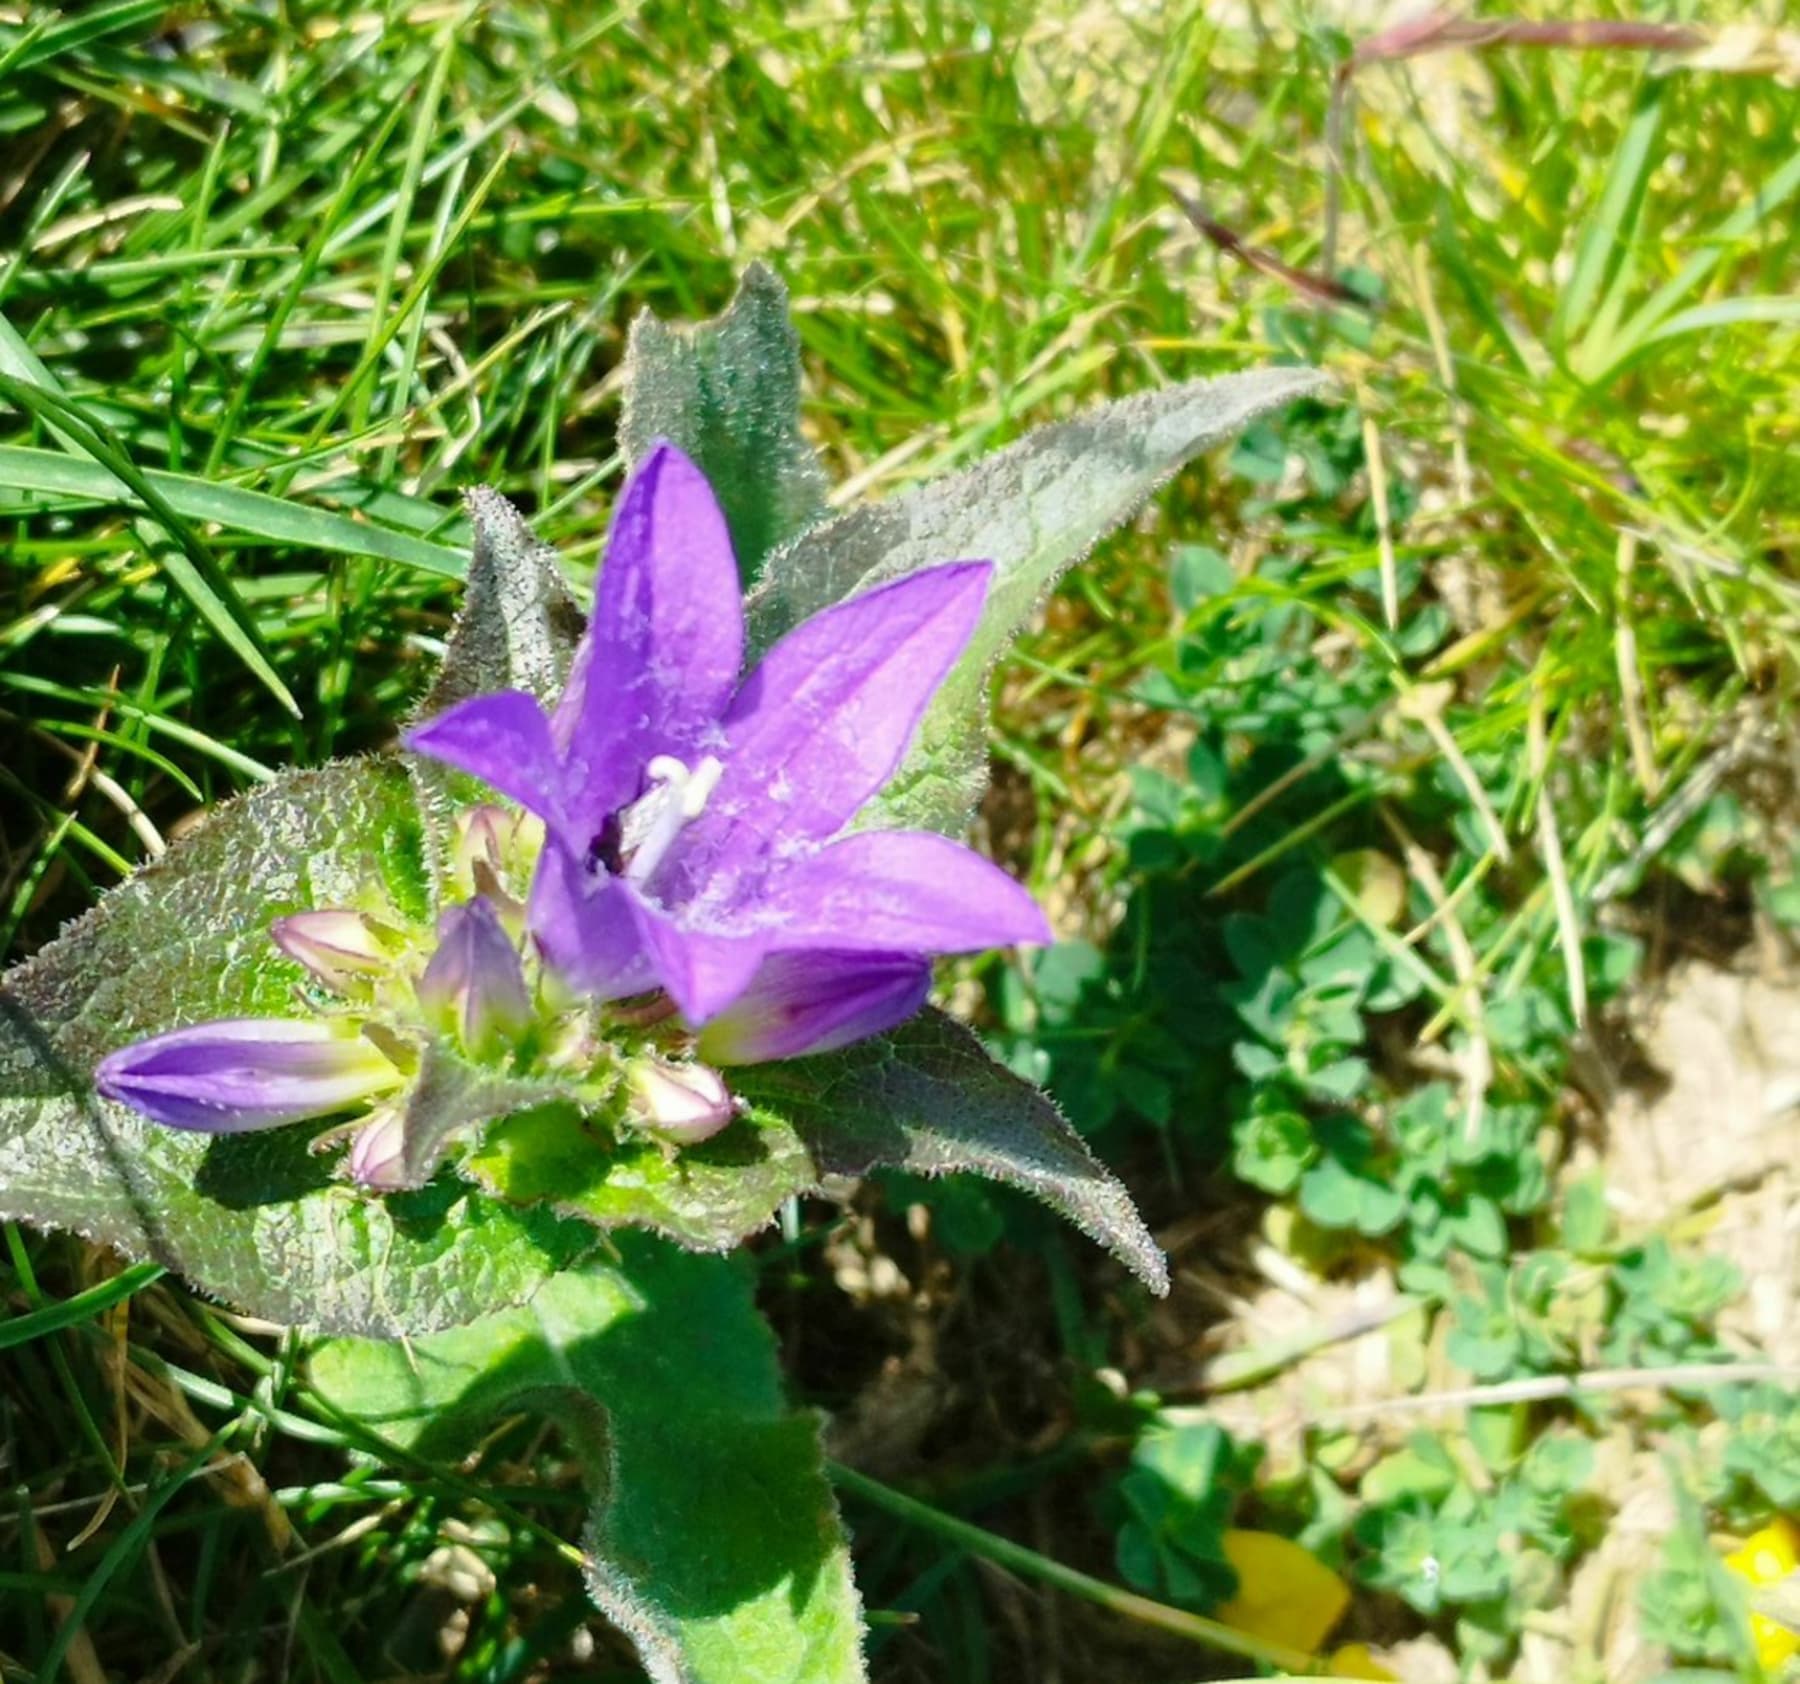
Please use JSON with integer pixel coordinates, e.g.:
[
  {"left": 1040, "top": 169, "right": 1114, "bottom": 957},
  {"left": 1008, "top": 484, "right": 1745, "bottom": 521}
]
[
  {"left": 684, "top": 562, "right": 992, "bottom": 869},
  {"left": 767, "top": 830, "right": 1050, "bottom": 956},
  {"left": 627, "top": 892, "right": 767, "bottom": 1025},
  {"left": 94, "top": 1019, "right": 399, "bottom": 1133},
  {"left": 404, "top": 690, "right": 567, "bottom": 830},
  {"left": 698, "top": 951, "right": 932, "bottom": 1065},
  {"left": 550, "top": 443, "right": 746, "bottom": 834},
  {"left": 526, "top": 837, "right": 657, "bottom": 1001}
]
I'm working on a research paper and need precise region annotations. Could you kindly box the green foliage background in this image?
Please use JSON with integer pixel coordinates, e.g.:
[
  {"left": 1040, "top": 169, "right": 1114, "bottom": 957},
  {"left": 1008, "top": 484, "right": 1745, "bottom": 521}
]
[{"left": 1, "top": 2, "right": 1796, "bottom": 1681}]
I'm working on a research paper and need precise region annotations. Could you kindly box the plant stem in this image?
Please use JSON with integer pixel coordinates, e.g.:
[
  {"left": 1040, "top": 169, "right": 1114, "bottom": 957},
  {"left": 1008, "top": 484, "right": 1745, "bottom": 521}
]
[{"left": 828, "top": 1461, "right": 1321, "bottom": 1675}]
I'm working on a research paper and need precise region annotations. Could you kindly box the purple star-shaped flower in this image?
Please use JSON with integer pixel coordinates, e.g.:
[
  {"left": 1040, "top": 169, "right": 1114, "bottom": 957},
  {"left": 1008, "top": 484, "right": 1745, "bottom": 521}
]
[{"left": 407, "top": 443, "right": 1048, "bottom": 1061}]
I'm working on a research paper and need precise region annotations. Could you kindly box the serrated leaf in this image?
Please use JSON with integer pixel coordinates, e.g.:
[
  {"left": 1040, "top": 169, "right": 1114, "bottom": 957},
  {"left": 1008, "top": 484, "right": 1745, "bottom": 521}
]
[
  {"left": 309, "top": 1237, "right": 865, "bottom": 1684},
  {"left": 0, "top": 758, "right": 593, "bottom": 1335},
  {"left": 745, "top": 366, "right": 1327, "bottom": 834},
  {"left": 415, "top": 485, "right": 584, "bottom": 717},
  {"left": 620, "top": 264, "right": 830, "bottom": 587},
  {"left": 465, "top": 1009, "right": 1166, "bottom": 1293}
]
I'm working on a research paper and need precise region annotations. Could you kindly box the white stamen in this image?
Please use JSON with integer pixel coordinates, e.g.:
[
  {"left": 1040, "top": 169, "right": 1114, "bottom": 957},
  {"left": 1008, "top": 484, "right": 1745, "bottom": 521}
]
[
  {"left": 621, "top": 754, "right": 723, "bottom": 883},
  {"left": 680, "top": 755, "right": 723, "bottom": 818}
]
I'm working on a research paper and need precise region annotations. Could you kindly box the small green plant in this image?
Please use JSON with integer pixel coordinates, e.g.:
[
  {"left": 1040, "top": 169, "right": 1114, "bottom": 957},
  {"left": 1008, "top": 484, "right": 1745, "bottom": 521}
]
[
  {"left": 1352, "top": 1428, "right": 1596, "bottom": 1664},
  {"left": 1113, "top": 1421, "right": 1258, "bottom": 1608}
]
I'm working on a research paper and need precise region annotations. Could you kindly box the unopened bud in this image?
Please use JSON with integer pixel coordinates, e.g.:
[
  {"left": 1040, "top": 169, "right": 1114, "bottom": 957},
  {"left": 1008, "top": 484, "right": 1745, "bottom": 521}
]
[
  {"left": 625, "top": 1055, "right": 734, "bottom": 1144},
  {"left": 346, "top": 1103, "right": 408, "bottom": 1189},
  {"left": 95, "top": 1018, "right": 400, "bottom": 1133},
  {"left": 271, "top": 909, "right": 390, "bottom": 990},
  {"left": 414, "top": 896, "right": 532, "bottom": 1060}
]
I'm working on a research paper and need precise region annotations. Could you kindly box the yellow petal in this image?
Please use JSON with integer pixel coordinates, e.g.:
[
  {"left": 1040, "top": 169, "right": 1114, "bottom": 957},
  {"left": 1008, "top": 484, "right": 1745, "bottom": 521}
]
[
  {"left": 1749, "top": 1613, "right": 1800, "bottom": 1673},
  {"left": 1328, "top": 1642, "right": 1399, "bottom": 1681},
  {"left": 1724, "top": 1517, "right": 1800, "bottom": 1583},
  {"left": 1722, "top": 1518, "right": 1800, "bottom": 1671},
  {"left": 1213, "top": 1529, "right": 1351, "bottom": 1654}
]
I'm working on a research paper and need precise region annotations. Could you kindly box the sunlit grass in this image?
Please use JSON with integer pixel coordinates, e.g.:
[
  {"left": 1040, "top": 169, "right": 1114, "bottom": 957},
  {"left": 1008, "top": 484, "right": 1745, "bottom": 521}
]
[{"left": 2, "top": 1, "right": 1795, "bottom": 1678}]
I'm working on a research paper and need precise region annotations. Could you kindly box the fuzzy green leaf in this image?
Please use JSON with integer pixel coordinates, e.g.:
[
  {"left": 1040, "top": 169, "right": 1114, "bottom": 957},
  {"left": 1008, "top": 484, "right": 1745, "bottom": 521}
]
[
  {"left": 621, "top": 264, "right": 830, "bottom": 587},
  {"left": 465, "top": 1009, "right": 1165, "bottom": 1291},
  {"left": 463, "top": 1101, "right": 820, "bottom": 1252},
  {"left": 309, "top": 1237, "right": 865, "bottom": 1684},
  {"left": 745, "top": 366, "right": 1327, "bottom": 834},
  {"left": 397, "top": 1043, "right": 562, "bottom": 1190},
  {"left": 415, "top": 485, "right": 584, "bottom": 718},
  {"left": 742, "top": 1009, "right": 1167, "bottom": 1293},
  {"left": 0, "top": 758, "right": 593, "bottom": 1335}
]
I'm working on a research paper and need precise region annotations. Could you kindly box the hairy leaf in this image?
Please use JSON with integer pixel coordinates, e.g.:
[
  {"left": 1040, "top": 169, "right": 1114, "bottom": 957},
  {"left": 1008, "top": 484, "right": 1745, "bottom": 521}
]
[
  {"left": 415, "top": 485, "right": 584, "bottom": 718},
  {"left": 464, "top": 1102, "right": 820, "bottom": 1252},
  {"left": 741, "top": 1009, "right": 1169, "bottom": 1294},
  {"left": 309, "top": 1237, "right": 865, "bottom": 1684},
  {"left": 745, "top": 366, "right": 1328, "bottom": 833},
  {"left": 620, "top": 264, "right": 830, "bottom": 587},
  {"left": 0, "top": 759, "right": 593, "bottom": 1335},
  {"left": 397, "top": 1043, "right": 562, "bottom": 1189},
  {"left": 466, "top": 1010, "right": 1167, "bottom": 1294}
]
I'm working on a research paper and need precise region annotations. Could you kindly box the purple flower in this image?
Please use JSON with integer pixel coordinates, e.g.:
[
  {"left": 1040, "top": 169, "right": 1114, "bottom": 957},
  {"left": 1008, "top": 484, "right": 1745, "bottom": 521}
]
[
  {"left": 406, "top": 443, "right": 1048, "bottom": 1053},
  {"left": 94, "top": 898, "right": 528, "bottom": 1141},
  {"left": 93, "top": 1019, "right": 401, "bottom": 1133},
  {"left": 696, "top": 952, "right": 931, "bottom": 1067},
  {"left": 414, "top": 895, "right": 532, "bottom": 1060}
]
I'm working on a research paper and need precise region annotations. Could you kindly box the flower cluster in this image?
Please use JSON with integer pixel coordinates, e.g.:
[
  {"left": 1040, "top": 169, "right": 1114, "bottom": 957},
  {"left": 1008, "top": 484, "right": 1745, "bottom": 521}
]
[{"left": 95, "top": 444, "right": 1048, "bottom": 1185}]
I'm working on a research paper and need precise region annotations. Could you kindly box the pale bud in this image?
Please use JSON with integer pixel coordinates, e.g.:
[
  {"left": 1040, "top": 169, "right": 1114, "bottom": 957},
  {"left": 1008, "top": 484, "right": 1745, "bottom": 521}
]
[
  {"left": 452, "top": 805, "right": 509, "bottom": 888},
  {"left": 270, "top": 909, "right": 390, "bottom": 990},
  {"left": 625, "top": 1055, "right": 734, "bottom": 1144},
  {"left": 346, "top": 1102, "right": 408, "bottom": 1189},
  {"left": 452, "top": 805, "right": 544, "bottom": 906}
]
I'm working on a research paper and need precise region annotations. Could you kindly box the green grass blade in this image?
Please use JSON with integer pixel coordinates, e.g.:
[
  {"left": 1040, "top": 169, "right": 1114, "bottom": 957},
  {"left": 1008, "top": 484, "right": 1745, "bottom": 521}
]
[
  {"left": 297, "top": 147, "right": 510, "bottom": 460},
  {"left": 1585, "top": 140, "right": 1800, "bottom": 380},
  {"left": 0, "top": 0, "right": 163, "bottom": 74},
  {"left": 0, "top": 444, "right": 466, "bottom": 576},
  {"left": 36, "top": 1434, "right": 229, "bottom": 1684},
  {"left": 355, "top": 24, "right": 458, "bottom": 439},
  {"left": 1636, "top": 294, "right": 1800, "bottom": 349},
  {"left": 1554, "top": 84, "right": 1663, "bottom": 358},
  {"left": 0, "top": 1262, "right": 166, "bottom": 1351},
  {"left": 0, "top": 374, "right": 302, "bottom": 718}
]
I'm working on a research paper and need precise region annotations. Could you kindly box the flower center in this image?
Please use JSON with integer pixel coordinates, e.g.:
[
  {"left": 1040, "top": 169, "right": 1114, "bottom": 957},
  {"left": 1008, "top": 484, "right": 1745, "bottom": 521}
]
[{"left": 597, "top": 754, "right": 723, "bottom": 885}]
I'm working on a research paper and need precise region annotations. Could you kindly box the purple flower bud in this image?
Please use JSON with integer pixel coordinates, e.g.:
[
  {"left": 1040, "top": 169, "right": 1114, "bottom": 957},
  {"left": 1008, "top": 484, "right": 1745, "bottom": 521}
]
[
  {"left": 414, "top": 896, "right": 532, "bottom": 1060},
  {"left": 697, "top": 952, "right": 932, "bottom": 1066},
  {"left": 624, "top": 1055, "right": 735, "bottom": 1143},
  {"left": 94, "top": 1019, "right": 401, "bottom": 1133},
  {"left": 271, "top": 909, "right": 390, "bottom": 989},
  {"left": 345, "top": 1103, "right": 408, "bottom": 1189}
]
